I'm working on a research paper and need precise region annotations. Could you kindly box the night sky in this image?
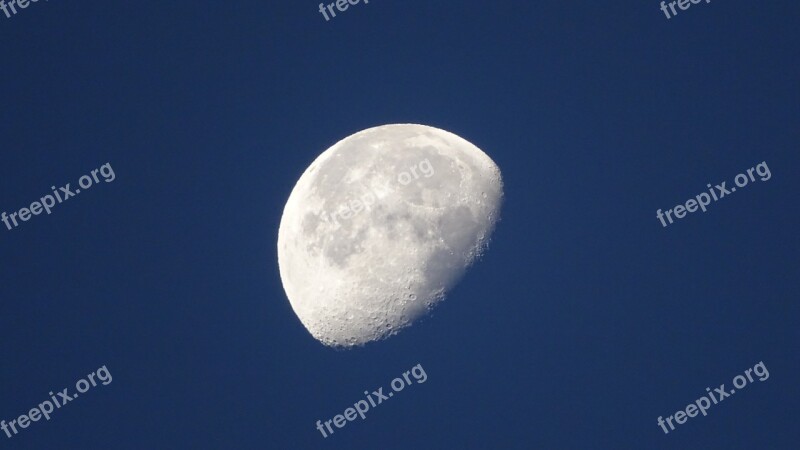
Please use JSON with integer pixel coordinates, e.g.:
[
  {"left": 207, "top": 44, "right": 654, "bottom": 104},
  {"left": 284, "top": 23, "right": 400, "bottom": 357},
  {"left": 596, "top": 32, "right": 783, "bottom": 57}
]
[{"left": 1, "top": 1, "right": 798, "bottom": 449}]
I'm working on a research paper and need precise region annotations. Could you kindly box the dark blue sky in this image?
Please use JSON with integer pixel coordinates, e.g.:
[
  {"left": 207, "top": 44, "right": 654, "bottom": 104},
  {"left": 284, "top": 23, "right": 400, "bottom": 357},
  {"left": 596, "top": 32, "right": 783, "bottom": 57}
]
[{"left": 1, "top": 0, "right": 798, "bottom": 448}]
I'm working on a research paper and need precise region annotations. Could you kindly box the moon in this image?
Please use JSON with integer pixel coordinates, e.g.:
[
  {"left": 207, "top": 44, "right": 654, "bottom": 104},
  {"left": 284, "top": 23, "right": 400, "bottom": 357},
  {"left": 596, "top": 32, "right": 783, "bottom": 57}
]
[{"left": 277, "top": 124, "right": 503, "bottom": 348}]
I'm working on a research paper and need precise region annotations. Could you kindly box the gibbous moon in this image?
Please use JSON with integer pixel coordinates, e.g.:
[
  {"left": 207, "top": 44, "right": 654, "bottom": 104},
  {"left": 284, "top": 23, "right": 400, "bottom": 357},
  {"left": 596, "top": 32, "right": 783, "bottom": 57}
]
[{"left": 277, "top": 124, "right": 503, "bottom": 348}]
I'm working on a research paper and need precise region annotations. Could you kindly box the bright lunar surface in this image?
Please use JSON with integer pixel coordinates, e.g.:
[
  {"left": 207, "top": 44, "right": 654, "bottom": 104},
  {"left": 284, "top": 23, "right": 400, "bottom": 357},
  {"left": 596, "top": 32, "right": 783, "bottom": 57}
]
[{"left": 277, "top": 124, "right": 503, "bottom": 348}]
